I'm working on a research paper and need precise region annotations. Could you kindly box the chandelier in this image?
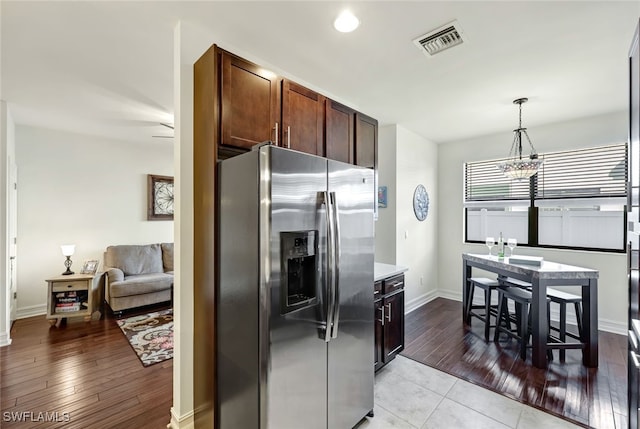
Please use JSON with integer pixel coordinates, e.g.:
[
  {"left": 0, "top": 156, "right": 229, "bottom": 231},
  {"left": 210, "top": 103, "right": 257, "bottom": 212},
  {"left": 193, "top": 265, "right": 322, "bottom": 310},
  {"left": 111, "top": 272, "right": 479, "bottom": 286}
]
[{"left": 496, "top": 98, "right": 543, "bottom": 180}]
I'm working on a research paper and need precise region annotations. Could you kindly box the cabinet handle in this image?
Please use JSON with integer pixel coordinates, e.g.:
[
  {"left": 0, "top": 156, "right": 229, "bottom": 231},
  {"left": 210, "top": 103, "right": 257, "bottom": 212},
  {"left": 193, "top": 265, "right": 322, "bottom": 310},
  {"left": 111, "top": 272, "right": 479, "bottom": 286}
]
[
  {"left": 273, "top": 122, "right": 279, "bottom": 146},
  {"left": 378, "top": 306, "right": 385, "bottom": 326},
  {"left": 287, "top": 126, "right": 291, "bottom": 149},
  {"left": 386, "top": 303, "right": 392, "bottom": 321},
  {"left": 374, "top": 290, "right": 380, "bottom": 295}
]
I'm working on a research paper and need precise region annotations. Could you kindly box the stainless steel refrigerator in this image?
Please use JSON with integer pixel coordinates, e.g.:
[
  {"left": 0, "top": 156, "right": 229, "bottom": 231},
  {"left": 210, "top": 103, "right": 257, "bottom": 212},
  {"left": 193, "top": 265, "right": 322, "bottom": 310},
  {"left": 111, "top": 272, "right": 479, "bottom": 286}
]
[{"left": 217, "top": 144, "right": 375, "bottom": 429}]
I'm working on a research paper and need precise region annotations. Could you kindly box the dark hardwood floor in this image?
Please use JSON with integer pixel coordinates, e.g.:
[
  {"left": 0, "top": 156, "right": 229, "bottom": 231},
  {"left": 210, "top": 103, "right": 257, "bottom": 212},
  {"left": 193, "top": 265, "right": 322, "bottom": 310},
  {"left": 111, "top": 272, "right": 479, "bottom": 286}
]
[
  {"left": 0, "top": 303, "right": 172, "bottom": 429},
  {"left": 2, "top": 297, "right": 626, "bottom": 428},
  {"left": 402, "top": 297, "right": 627, "bottom": 429}
]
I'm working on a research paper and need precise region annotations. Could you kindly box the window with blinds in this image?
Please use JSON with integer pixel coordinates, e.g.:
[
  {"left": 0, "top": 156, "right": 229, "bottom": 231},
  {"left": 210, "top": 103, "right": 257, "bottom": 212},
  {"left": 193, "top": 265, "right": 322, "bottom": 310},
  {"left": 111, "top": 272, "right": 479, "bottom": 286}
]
[
  {"left": 464, "top": 142, "right": 627, "bottom": 251},
  {"left": 535, "top": 144, "right": 627, "bottom": 200},
  {"left": 464, "top": 157, "right": 530, "bottom": 201}
]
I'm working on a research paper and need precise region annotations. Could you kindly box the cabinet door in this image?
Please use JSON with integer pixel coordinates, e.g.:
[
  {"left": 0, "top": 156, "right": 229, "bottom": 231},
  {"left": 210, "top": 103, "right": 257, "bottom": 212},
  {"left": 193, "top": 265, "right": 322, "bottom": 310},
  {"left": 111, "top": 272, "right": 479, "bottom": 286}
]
[
  {"left": 383, "top": 291, "right": 404, "bottom": 362},
  {"left": 281, "top": 79, "right": 324, "bottom": 156},
  {"left": 220, "top": 50, "right": 279, "bottom": 150},
  {"left": 355, "top": 112, "right": 377, "bottom": 169},
  {"left": 374, "top": 298, "right": 384, "bottom": 371},
  {"left": 325, "top": 100, "right": 354, "bottom": 163}
]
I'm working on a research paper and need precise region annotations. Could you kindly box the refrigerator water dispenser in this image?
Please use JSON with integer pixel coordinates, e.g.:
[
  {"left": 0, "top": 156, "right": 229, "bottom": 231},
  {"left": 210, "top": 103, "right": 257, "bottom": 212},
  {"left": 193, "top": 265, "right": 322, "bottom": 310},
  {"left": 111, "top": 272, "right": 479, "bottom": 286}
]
[{"left": 280, "top": 231, "right": 318, "bottom": 314}]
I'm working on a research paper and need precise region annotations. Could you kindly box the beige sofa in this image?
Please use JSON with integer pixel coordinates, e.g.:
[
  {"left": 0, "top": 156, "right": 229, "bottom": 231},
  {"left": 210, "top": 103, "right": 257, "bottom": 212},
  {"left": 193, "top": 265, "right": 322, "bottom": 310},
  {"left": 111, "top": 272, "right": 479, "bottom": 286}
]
[{"left": 104, "top": 243, "right": 173, "bottom": 313}]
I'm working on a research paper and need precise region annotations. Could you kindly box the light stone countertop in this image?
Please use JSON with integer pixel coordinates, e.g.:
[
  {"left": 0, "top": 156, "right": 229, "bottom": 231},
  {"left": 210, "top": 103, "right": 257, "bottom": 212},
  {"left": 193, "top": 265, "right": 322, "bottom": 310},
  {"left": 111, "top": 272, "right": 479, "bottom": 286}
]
[
  {"left": 463, "top": 253, "right": 598, "bottom": 280},
  {"left": 374, "top": 262, "right": 409, "bottom": 282}
]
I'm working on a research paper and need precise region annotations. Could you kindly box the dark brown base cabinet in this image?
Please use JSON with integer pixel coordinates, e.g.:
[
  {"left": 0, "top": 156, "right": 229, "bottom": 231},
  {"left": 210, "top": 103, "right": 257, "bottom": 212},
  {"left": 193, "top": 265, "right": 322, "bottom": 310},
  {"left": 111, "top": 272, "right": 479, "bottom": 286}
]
[{"left": 374, "top": 274, "right": 405, "bottom": 372}]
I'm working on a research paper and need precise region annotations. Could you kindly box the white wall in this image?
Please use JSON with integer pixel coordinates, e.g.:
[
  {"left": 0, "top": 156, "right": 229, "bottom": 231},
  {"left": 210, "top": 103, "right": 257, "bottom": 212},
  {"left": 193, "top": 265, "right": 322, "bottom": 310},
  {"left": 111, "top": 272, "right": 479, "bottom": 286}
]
[
  {"left": 438, "top": 111, "right": 628, "bottom": 333},
  {"left": 376, "top": 124, "right": 439, "bottom": 312},
  {"left": 170, "top": 20, "right": 213, "bottom": 429},
  {"left": 0, "top": 101, "right": 15, "bottom": 346},
  {"left": 15, "top": 125, "right": 174, "bottom": 317},
  {"left": 375, "top": 126, "right": 397, "bottom": 263}
]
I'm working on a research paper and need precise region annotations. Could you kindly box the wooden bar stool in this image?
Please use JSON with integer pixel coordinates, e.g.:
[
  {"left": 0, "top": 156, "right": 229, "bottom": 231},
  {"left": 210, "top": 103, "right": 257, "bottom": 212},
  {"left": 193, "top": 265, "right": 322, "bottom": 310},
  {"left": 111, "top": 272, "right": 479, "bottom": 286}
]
[
  {"left": 547, "top": 288, "right": 583, "bottom": 361},
  {"left": 494, "top": 285, "right": 533, "bottom": 360},
  {"left": 465, "top": 277, "right": 500, "bottom": 341}
]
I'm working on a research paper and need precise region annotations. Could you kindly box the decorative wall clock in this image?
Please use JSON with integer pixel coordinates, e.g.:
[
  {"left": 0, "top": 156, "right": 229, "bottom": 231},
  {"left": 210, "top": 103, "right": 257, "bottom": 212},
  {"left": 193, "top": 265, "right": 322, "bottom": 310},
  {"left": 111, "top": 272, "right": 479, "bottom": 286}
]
[
  {"left": 413, "top": 184, "right": 429, "bottom": 221},
  {"left": 148, "top": 174, "right": 174, "bottom": 220}
]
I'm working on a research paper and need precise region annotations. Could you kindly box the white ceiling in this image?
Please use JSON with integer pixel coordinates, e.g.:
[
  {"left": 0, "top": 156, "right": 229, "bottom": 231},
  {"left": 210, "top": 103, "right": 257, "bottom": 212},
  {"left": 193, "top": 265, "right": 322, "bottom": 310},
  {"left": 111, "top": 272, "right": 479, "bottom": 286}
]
[{"left": 2, "top": 1, "right": 639, "bottom": 145}]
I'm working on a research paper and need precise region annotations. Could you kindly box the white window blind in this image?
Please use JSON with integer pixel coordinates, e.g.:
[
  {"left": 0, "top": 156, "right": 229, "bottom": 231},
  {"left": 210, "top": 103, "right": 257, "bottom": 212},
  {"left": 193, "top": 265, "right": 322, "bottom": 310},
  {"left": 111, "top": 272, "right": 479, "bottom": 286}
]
[
  {"left": 536, "top": 143, "right": 627, "bottom": 200},
  {"left": 464, "top": 157, "right": 529, "bottom": 202}
]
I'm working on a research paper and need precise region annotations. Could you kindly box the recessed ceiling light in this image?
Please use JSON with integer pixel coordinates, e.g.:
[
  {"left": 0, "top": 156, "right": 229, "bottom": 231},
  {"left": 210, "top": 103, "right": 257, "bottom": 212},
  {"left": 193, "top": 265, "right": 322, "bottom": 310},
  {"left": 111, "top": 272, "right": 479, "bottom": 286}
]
[{"left": 334, "top": 10, "right": 359, "bottom": 33}]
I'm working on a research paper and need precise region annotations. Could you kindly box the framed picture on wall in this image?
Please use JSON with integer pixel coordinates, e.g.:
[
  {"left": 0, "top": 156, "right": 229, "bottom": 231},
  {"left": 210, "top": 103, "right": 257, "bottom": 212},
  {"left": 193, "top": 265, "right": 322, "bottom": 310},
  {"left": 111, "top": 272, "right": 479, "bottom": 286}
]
[
  {"left": 148, "top": 174, "right": 174, "bottom": 221},
  {"left": 378, "top": 186, "right": 387, "bottom": 208}
]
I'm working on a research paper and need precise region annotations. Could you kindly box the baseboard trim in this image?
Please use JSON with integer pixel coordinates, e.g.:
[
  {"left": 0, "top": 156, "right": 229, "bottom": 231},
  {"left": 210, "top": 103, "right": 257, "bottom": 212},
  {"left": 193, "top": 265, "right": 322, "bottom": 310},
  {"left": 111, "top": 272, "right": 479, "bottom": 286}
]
[
  {"left": 405, "top": 290, "right": 437, "bottom": 314},
  {"left": 598, "top": 318, "right": 627, "bottom": 336},
  {"left": 16, "top": 304, "right": 46, "bottom": 320},
  {"left": 168, "top": 407, "right": 194, "bottom": 429},
  {"left": 439, "top": 289, "right": 627, "bottom": 336},
  {"left": 437, "top": 289, "right": 462, "bottom": 302},
  {"left": 0, "top": 330, "right": 11, "bottom": 347}
]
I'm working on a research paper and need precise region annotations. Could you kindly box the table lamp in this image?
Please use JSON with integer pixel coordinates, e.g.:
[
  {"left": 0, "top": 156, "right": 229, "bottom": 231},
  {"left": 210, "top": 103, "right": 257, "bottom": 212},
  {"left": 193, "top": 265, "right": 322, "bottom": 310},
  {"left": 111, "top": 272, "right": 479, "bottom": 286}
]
[{"left": 60, "top": 244, "right": 75, "bottom": 275}]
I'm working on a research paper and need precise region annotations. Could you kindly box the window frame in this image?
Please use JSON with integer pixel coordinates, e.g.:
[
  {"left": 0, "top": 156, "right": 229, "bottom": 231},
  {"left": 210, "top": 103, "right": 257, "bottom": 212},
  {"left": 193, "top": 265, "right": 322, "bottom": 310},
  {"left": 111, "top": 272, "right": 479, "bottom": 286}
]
[{"left": 464, "top": 143, "right": 628, "bottom": 253}]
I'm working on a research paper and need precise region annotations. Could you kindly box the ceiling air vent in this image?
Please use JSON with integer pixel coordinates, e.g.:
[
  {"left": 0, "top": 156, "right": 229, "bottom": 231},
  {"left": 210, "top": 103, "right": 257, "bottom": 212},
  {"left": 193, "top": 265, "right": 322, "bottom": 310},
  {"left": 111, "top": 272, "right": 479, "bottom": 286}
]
[{"left": 413, "top": 20, "right": 465, "bottom": 57}]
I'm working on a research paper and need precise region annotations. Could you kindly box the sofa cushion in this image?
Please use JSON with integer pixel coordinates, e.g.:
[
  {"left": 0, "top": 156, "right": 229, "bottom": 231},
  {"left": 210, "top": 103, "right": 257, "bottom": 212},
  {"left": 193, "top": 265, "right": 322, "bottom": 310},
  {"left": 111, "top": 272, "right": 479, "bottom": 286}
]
[
  {"left": 105, "top": 244, "right": 163, "bottom": 276},
  {"left": 161, "top": 243, "right": 174, "bottom": 272},
  {"left": 109, "top": 273, "right": 173, "bottom": 298}
]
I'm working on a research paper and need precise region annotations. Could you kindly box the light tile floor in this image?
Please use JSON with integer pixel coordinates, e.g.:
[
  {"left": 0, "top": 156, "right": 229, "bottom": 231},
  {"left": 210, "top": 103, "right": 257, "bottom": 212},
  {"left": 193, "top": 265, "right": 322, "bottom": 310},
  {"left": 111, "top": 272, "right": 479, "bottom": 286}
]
[{"left": 355, "top": 355, "right": 582, "bottom": 429}]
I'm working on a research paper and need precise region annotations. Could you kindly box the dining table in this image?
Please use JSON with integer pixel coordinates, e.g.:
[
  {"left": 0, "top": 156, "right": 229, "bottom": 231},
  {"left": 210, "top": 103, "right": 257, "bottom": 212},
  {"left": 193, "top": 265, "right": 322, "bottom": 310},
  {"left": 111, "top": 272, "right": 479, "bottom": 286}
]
[{"left": 462, "top": 253, "right": 599, "bottom": 369}]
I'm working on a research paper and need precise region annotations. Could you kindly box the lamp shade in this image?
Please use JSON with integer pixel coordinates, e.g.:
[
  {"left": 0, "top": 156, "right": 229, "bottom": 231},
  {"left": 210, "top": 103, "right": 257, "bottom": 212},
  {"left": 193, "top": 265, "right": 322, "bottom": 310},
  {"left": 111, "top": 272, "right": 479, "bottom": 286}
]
[
  {"left": 497, "top": 158, "right": 543, "bottom": 180},
  {"left": 60, "top": 244, "right": 75, "bottom": 257}
]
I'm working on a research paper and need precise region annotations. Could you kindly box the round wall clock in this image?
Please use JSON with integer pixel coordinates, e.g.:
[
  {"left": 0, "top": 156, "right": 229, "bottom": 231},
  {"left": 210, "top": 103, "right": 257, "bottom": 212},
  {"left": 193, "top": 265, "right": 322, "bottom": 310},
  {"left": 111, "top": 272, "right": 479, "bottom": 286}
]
[{"left": 413, "top": 184, "right": 429, "bottom": 221}]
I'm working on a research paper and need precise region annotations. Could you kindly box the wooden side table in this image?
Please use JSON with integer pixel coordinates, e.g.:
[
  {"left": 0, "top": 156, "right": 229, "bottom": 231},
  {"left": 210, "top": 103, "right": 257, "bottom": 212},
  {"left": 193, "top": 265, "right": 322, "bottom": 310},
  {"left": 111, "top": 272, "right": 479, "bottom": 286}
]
[{"left": 45, "top": 273, "right": 102, "bottom": 326}]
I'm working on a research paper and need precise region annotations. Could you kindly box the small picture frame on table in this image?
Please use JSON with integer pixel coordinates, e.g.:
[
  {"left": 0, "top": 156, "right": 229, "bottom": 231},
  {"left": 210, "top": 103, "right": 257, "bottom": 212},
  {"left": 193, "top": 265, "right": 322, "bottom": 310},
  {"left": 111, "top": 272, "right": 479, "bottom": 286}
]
[{"left": 80, "top": 260, "right": 99, "bottom": 275}]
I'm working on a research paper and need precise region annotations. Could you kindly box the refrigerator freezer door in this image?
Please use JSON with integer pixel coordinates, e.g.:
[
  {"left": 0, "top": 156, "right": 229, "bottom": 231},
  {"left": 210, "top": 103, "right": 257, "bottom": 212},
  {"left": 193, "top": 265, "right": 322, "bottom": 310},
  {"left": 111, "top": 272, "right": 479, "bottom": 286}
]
[
  {"left": 218, "top": 150, "right": 263, "bottom": 429},
  {"left": 327, "top": 160, "right": 375, "bottom": 428},
  {"left": 267, "top": 148, "right": 329, "bottom": 429}
]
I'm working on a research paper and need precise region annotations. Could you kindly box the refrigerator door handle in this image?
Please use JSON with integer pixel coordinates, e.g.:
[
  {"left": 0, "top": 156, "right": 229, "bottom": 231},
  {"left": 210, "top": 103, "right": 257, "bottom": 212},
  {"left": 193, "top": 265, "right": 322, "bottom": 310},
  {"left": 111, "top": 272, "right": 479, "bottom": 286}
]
[
  {"left": 323, "top": 191, "right": 336, "bottom": 343},
  {"left": 330, "top": 192, "right": 341, "bottom": 339}
]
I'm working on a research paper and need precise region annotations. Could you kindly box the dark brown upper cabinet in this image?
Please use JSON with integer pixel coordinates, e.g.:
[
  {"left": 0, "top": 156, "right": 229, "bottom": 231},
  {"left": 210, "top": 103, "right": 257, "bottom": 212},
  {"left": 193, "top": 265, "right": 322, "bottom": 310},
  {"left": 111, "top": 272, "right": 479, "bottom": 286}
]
[
  {"left": 355, "top": 112, "right": 378, "bottom": 169},
  {"left": 210, "top": 45, "right": 377, "bottom": 166},
  {"left": 325, "top": 100, "right": 355, "bottom": 164},
  {"left": 220, "top": 50, "right": 279, "bottom": 151},
  {"left": 281, "top": 79, "right": 325, "bottom": 156}
]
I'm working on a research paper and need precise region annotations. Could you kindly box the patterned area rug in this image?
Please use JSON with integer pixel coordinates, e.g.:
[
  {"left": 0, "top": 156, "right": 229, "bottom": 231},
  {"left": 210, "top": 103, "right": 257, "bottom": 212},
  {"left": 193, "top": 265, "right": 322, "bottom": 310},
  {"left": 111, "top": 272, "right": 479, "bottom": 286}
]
[{"left": 117, "top": 309, "right": 173, "bottom": 367}]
